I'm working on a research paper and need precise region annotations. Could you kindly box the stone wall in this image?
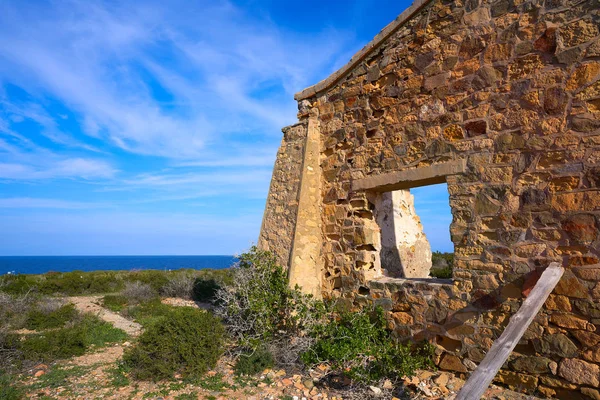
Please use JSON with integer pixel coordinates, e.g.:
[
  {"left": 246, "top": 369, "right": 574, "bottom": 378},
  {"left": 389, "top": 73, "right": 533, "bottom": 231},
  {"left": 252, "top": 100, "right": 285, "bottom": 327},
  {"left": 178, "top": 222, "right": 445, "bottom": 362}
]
[
  {"left": 258, "top": 122, "right": 308, "bottom": 267},
  {"left": 260, "top": 0, "right": 600, "bottom": 397}
]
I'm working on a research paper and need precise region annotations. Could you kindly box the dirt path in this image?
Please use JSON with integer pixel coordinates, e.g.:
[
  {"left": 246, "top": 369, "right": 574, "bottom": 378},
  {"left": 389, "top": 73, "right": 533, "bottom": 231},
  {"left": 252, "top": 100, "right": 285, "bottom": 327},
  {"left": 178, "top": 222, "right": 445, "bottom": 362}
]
[{"left": 68, "top": 296, "right": 142, "bottom": 336}]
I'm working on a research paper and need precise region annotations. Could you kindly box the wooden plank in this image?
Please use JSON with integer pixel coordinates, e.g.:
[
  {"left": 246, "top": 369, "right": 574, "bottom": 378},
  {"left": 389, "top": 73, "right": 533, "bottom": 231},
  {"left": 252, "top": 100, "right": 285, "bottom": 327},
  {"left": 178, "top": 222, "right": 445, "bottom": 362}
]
[{"left": 456, "top": 262, "right": 564, "bottom": 400}]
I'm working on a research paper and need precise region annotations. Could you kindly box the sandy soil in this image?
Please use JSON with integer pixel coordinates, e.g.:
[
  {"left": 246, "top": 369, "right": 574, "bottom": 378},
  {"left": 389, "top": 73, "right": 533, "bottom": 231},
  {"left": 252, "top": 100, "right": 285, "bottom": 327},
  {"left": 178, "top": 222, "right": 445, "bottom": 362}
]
[{"left": 68, "top": 296, "right": 142, "bottom": 336}]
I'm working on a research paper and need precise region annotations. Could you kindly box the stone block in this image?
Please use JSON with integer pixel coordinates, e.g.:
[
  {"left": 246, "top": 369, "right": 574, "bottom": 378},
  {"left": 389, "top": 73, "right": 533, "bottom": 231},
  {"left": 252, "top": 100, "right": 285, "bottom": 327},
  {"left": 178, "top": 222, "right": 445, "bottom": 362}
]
[
  {"left": 554, "top": 270, "right": 589, "bottom": 299},
  {"left": 510, "top": 356, "right": 554, "bottom": 374},
  {"left": 550, "top": 313, "right": 594, "bottom": 330},
  {"left": 424, "top": 72, "right": 450, "bottom": 91},
  {"left": 535, "top": 333, "right": 579, "bottom": 357},
  {"left": 558, "top": 19, "right": 600, "bottom": 49},
  {"left": 439, "top": 353, "right": 468, "bottom": 372},
  {"left": 494, "top": 370, "right": 538, "bottom": 391},
  {"left": 558, "top": 358, "right": 600, "bottom": 387},
  {"left": 562, "top": 214, "right": 598, "bottom": 244}
]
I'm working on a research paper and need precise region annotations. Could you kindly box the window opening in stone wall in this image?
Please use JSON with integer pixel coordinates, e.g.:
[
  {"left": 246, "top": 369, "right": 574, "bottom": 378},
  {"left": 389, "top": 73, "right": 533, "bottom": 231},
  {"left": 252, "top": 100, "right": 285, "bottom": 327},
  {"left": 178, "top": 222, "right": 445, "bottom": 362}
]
[{"left": 373, "top": 182, "right": 452, "bottom": 279}]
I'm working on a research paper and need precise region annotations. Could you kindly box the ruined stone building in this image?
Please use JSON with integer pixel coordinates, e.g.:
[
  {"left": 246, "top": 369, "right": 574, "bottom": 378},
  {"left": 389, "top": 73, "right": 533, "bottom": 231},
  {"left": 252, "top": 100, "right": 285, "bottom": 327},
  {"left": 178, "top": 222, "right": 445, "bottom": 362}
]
[{"left": 258, "top": 0, "right": 600, "bottom": 397}]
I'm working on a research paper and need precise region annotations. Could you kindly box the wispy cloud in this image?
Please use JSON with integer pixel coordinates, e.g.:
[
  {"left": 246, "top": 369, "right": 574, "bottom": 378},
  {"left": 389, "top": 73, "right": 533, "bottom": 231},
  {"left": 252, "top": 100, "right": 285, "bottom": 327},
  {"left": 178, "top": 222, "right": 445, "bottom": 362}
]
[
  {"left": 0, "top": 158, "right": 116, "bottom": 181},
  {"left": 0, "top": 0, "right": 350, "bottom": 161},
  {"left": 0, "top": 197, "right": 109, "bottom": 209}
]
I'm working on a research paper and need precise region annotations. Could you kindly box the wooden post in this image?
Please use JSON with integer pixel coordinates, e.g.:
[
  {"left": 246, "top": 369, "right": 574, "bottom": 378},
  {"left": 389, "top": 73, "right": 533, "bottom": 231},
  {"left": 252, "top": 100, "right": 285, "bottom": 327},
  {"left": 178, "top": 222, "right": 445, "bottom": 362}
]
[{"left": 456, "top": 262, "right": 564, "bottom": 400}]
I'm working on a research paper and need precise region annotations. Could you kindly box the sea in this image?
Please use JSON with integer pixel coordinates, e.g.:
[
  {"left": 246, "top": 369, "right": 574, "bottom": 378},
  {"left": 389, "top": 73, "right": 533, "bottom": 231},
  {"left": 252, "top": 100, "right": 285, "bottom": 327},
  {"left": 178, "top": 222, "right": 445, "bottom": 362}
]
[{"left": 0, "top": 255, "right": 238, "bottom": 275}]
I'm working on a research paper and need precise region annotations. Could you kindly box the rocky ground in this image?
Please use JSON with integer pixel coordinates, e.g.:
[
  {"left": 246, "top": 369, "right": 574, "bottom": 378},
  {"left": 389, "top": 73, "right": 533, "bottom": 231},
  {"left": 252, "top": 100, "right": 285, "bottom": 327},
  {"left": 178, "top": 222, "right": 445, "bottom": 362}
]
[{"left": 17, "top": 296, "right": 542, "bottom": 400}]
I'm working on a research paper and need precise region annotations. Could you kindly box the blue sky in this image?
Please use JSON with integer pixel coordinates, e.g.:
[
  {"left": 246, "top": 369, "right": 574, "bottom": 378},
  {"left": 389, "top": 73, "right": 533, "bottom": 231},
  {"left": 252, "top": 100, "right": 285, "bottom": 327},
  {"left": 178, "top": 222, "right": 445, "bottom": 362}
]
[{"left": 0, "top": 0, "right": 452, "bottom": 255}]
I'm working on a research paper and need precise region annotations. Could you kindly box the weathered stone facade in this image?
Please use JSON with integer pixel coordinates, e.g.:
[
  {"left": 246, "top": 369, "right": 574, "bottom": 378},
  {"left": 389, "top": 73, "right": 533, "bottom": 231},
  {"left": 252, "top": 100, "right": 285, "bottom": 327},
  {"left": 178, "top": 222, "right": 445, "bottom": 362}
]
[
  {"left": 259, "top": 0, "right": 600, "bottom": 397},
  {"left": 258, "top": 123, "right": 307, "bottom": 267}
]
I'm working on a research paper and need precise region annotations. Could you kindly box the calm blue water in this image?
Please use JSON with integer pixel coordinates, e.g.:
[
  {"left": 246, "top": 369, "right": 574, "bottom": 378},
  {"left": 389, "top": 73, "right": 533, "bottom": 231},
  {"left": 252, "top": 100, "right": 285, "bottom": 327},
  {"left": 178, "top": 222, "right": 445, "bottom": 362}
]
[{"left": 0, "top": 256, "right": 237, "bottom": 275}]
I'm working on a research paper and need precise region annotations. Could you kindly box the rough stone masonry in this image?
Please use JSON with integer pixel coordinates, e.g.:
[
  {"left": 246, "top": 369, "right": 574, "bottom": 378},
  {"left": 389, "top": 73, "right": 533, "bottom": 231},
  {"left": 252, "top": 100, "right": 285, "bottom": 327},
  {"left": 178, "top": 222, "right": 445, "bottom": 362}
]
[{"left": 258, "top": 0, "right": 600, "bottom": 397}]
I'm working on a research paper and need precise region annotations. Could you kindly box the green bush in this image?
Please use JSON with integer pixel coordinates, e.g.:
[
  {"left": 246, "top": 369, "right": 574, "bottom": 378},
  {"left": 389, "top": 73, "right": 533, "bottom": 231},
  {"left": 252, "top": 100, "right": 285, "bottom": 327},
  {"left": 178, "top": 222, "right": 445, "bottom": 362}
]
[
  {"left": 124, "top": 307, "right": 225, "bottom": 381},
  {"left": 0, "top": 331, "right": 22, "bottom": 372},
  {"left": 431, "top": 251, "right": 453, "bottom": 279},
  {"left": 234, "top": 347, "right": 274, "bottom": 376},
  {"left": 215, "top": 246, "right": 323, "bottom": 350},
  {"left": 161, "top": 274, "right": 195, "bottom": 299},
  {"left": 0, "top": 371, "right": 23, "bottom": 400},
  {"left": 25, "top": 303, "right": 78, "bottom": 330},
  {"left": 430, "top": 266, "right": 453, "bottom": 279},
  {"left": 102, "top": 294, "right": 129, "bottom": 312},
  {"left": 192, "top": 278, "right": 221, "bottom": 303},
  {"left": 21, "top": 315, "right": 127, "bottom": 362},
  {"left": 125, "top": 299, "right": 176, "bottom": 328},
  {"left": 22, "top": 325, "right": 87, "bottom": 360},
  {"left": 121, "top": 281, "right": 158, "bottom": 304},
  {"left": 301, "top": 307, "right": 435, "bottom": 384},
  {"left": 0, "top": 293, "right": 35, "bottom": 330}
]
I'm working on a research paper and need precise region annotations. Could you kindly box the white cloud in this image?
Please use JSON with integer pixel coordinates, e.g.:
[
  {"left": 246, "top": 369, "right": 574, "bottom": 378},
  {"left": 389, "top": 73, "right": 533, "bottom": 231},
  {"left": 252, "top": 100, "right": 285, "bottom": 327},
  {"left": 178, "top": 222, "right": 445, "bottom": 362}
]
[
  {"left": 0, "top": 158, "right": 116, "bottom": 180},
  {"left": 0, "top": 0, "right": 351, "bottom": 161}
]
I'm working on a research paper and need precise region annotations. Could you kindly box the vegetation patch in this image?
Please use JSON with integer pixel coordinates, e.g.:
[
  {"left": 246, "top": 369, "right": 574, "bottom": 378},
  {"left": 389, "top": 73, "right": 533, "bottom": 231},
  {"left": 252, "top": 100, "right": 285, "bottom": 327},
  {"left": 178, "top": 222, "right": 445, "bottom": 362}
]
[
  {"left": 174, "top": 393, "right": 200, "bottom": 400},
  {"left": 302, "top": 307, "right": 435, "bottom": 384},
  {"left": 215, "top": 246, "right": 323, "bottom": 351},
  {"left": 25, "top": 303, "right": 78, "bottom": 330},
  {"left": 106, "top": 363, "right": 131, "bottom": 388},
  {"left": 124, "top": 307, "right": 225, "bottom": 381},
  {"left": 25, "top": 364, "right": 95, "bottom": 393},
  {"left": 21, "top": 315, "right": 127, "bottom": 362},
  {"left": 234, "top": 347, "right": 274, "bottom": 376},
  {"left": 192, "top": 278, "right": 221, "bottom": 303},
  {"left": 197, "top": 373, "right": 230, "bottom": 391},
  {"left": 430, "top": 251, "right": 454, "bottom": 279},
  {"left": 121, "top": 281, "right": 159, "bottom": 304},
  {"left": 0, "top": 371, "right": 24, "bottom": 400},
  {"left": 217, "top": 248, "right": 435, "bottom": 386},
  {"left": 101, "top": 294, "right": 129, "bottom": 312},
  {"left": 0, "top": 268, "right": 233, "bottom": 297},
  {"left": 125, "top": 299, "right": 177, "bottom": 327}
]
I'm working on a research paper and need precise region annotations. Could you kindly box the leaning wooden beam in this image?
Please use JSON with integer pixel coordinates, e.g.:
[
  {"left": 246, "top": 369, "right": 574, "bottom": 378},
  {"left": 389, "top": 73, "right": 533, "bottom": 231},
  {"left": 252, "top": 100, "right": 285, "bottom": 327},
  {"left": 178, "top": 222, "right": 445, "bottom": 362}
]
[{"left": 456, "top": 262, "right": 564, "bottom": 400}]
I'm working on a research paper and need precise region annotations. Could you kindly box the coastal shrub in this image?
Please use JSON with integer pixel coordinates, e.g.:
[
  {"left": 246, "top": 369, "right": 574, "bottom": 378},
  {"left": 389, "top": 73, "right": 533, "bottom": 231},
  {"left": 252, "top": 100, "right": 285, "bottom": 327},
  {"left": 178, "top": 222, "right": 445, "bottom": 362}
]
[
  {"left": 121, "top": 281, "right": 158, "bottom": 304},
  {"left": 161, "top": 274, "right": 195, "bottom": 299},
  {"left": 234, "top": 347, "right": 274, "bottom": 376},
  {"left": 22, "top": 325, "right": 87, "bottom": 360},
  {"left": 124, "top": 270, "right": 170, "bottom": 292},
  {"left": 192, "top": 278, "right": 221, "bottom": 303},
  {"left": 39, "top": 271, "right": 122, "bottom": 295},
  {"left": 124, "top": 307, "right": 225, "bottom": 381},
  {"left": 301, "top": 306, "right": 435, "bottom": 384},
  {"left": 0, "top": 371, "right": 23, "bottom": 400},
  {"left": 430, "top": 265, "right": 453, "bottom": 279},
  {"left": 0, "top": 269, "right": 235, "bottom": 297},
  {"left": 0, "top": 271, "right": 123, "bottom": 296},
  {"left": 215, "top": 246, "right": 323, "bottom": 351},
  {"left": 102, "top": 294, "right": 129, "bottom": 312},
  {"left": 430, "top": 251, "right": 454, "bottom": 279},
  {"left": 124, "top": 299, "right": 175, "bottom": 327},
  {"left": 0, "top": 329, "right": 22, "bottom": 372},
  {"left": 0, "top": 292, "right": 35, "bottom": 330},
  {"left": 25, "top": 303, "right": 78, "bottom": 330},
  {"left": 21, "top": 315, "right": 127, "bottom": 362}
]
